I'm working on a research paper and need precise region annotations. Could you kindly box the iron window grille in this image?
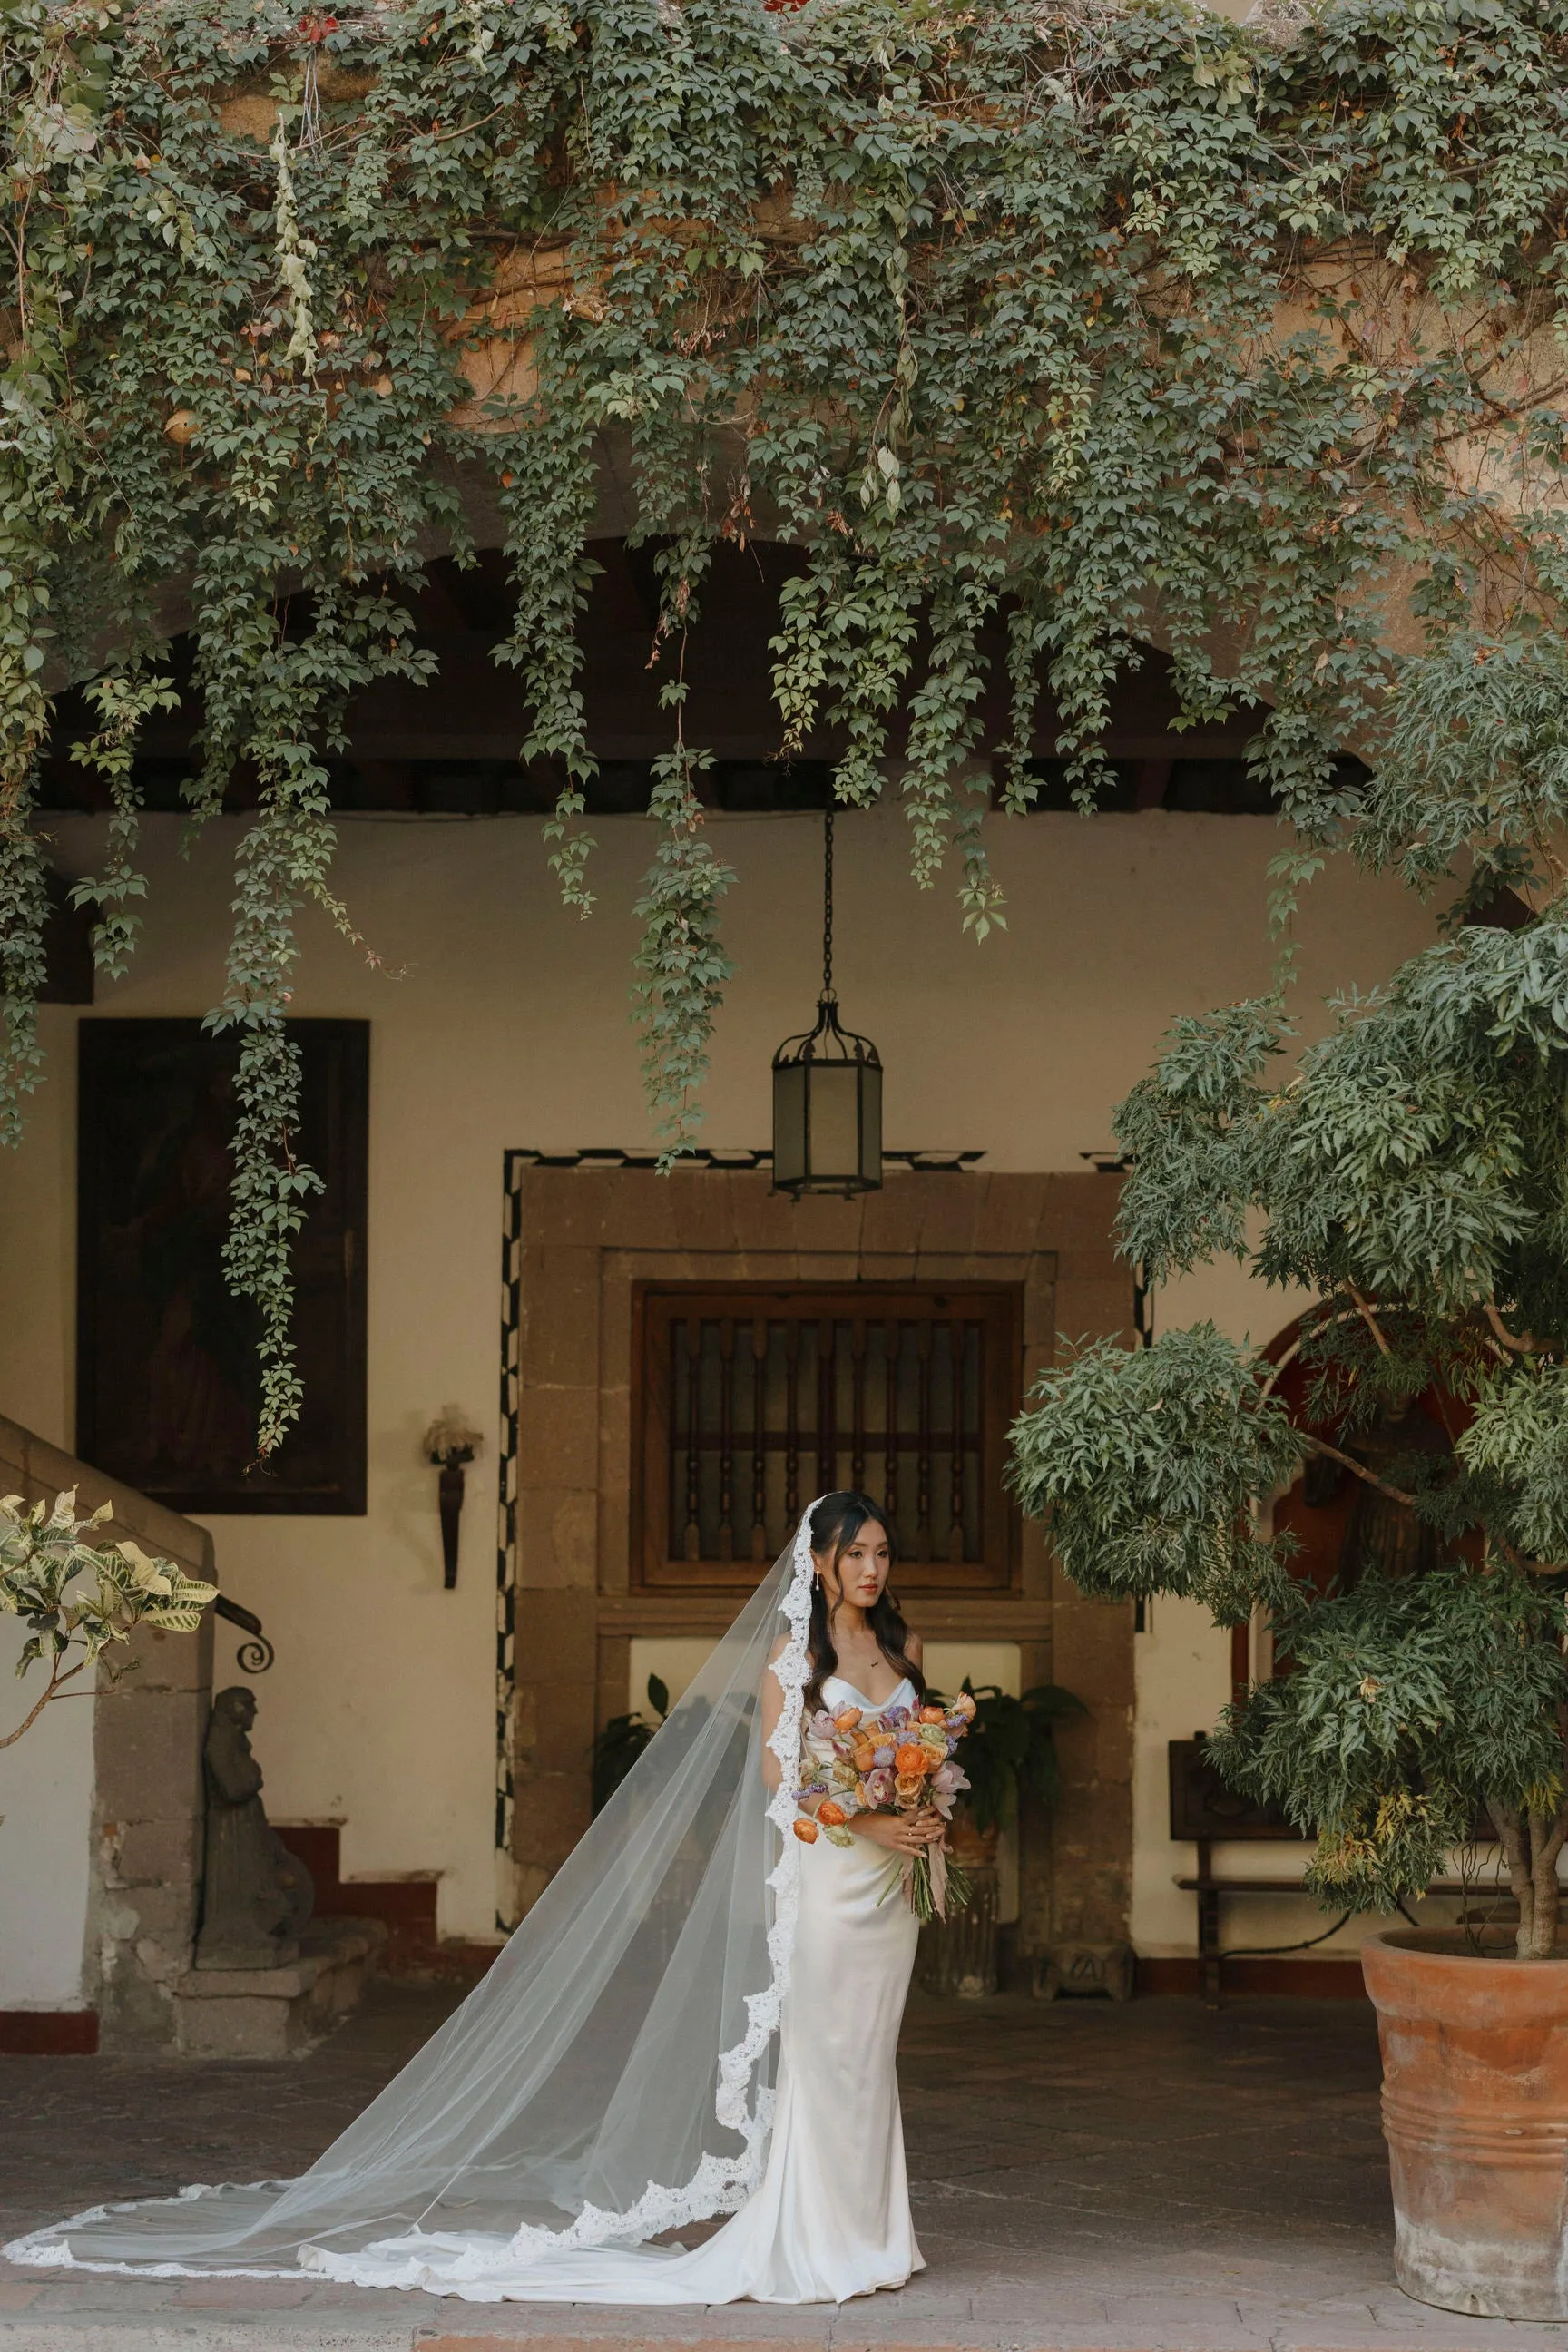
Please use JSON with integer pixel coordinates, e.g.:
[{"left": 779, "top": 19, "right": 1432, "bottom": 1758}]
[{"left": 632, "top": 1284, "right": 1021, "bottom": 1592}]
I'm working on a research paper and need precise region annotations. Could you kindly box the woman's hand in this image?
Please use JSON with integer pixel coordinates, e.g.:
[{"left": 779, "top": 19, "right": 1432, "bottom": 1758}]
[{"left": 849, "top": 1808, "right": 945, "bottom": 1857}]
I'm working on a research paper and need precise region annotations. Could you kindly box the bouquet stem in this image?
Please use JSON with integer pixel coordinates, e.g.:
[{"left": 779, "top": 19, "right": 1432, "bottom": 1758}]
[{"left": 883, "top": 1846, "right": 974, "bottom": 1922}]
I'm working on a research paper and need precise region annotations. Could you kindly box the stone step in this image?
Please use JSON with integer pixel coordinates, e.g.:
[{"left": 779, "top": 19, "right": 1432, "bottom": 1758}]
[
  {"left": 173, "top": 1917, "right": 387, "bottom": 2058},
  {"left": 2, "top": 2318, "right": 1555, "bottom": 2352},
  {"left": 271, "top": 1826, "right": 499, "bottom": 1984}
]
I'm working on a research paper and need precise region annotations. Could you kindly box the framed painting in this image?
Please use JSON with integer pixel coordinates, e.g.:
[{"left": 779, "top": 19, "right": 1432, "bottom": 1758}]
[{"left": 77, "top": 1019, "right": 368, "bottom": 1514}]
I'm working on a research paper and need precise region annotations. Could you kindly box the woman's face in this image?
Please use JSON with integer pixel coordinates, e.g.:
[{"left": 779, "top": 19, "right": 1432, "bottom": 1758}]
[{"left": 818, "top": 1518, "right": 892, "bottom": 1612}]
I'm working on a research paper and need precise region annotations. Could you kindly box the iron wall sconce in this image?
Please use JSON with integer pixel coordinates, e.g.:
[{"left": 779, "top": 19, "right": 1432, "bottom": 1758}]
[{"left": 424, "top": 1412, "right": 483, "bottom": 1589}]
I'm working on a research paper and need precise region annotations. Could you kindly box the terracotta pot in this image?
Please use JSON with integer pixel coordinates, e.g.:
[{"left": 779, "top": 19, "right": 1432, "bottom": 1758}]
[
  {"left": 916, "top": 1864, "right": 999, "bottom": 1999},
  {"left": 1362, "top": 1927, "right": 1568, "bottom": 2319}
]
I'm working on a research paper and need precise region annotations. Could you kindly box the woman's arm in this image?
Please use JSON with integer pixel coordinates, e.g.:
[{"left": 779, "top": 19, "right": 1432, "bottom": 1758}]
[{"left": 760, "top": 1635, "right": 789, "bottom": 1791}]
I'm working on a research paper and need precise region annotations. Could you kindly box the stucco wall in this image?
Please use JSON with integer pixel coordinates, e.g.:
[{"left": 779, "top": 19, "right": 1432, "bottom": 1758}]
[
  {"left": 0, "top": 1618, "right": 94, "bottom": 2009},
  {"left": 0, "top": 798, "right": 1440, "bottom": 1942}
]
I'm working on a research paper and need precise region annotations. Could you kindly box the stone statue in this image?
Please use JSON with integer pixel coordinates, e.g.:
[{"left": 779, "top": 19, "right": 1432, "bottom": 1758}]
[{"left": 195, "top": 1687, "right": 314, "bottom": 1971}]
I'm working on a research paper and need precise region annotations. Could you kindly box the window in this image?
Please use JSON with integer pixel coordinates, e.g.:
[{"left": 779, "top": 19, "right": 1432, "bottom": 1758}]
[
  {"left": 632, "top": 1284, "right": 1021, "bottom": 1592},
  {"left": 77, "top": 1018, "right": 368, "bottom": 1513}
]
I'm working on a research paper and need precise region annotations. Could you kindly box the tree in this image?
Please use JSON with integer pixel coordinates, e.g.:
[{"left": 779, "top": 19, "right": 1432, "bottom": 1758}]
[
  {"left": 0, "top": 1489, "right": 217, "bottom": 1752},
  {"left": 1010, "top": 641, "right": 1568, "bottom": 1959}
]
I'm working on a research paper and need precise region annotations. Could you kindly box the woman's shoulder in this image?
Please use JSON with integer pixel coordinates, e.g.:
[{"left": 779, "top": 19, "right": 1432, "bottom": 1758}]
[{"left": 904, "top": 1631, "right": 924, "bottom": 1666}]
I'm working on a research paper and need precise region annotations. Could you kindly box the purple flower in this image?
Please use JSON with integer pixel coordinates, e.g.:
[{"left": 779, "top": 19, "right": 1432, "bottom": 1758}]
[
  {"left": 872, "top": 1744, "right": 894, "bottom": 1769},
  {"left": 885, "top": 1704, "right": 911, "bottom": 1729}
]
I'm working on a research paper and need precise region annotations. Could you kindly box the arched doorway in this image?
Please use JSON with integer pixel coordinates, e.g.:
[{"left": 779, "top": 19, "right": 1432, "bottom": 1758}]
[{"left": 1247, "top": 1309, "right": 1476, "bottom": 1694}]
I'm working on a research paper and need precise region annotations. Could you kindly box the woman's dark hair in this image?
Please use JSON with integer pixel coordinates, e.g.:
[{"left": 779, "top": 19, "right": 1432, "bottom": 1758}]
[{"left": 803, "top": 1491, "right": 926, "bottom": 1716}]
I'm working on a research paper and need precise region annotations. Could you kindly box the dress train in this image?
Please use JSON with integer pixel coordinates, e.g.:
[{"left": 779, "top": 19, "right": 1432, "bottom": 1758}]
[{"left": 305, "top": 1685, "right": 925, "bottom": 2305}]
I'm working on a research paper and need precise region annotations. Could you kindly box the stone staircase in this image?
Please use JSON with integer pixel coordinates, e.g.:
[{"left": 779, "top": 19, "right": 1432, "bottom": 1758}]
[
  {"left": 0, "top": 1416, "right": 390, "bottom": 2055},
  {"left": 272, "top": 1824, "right": 498, "bottom": 1984}
]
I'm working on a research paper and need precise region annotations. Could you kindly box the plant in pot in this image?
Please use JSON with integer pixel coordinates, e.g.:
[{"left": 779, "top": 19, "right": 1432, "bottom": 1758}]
[
  {"left": 1006, "top": 639, "right": 1568, "bottom": 2322},
  {"left": 590, "top": 1673, "right": 670, "bottom": 1814},
  {"left": 919, "top": 1680, "right": 1084, "bottom": 1997},
  {"left": 942, "top": 1680, "right": 1086, "bottom": 1863}
]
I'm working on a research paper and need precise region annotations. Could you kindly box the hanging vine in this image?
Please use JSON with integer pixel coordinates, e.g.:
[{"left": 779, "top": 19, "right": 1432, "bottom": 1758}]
[{"left": 5, "top": 0, "right": 1568, "bottom": 1451}]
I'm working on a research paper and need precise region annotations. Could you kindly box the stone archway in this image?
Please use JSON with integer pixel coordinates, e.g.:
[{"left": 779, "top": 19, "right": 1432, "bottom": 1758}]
[{"left": 495, "top": 1155, "right": 1137, "bottom": 1984}]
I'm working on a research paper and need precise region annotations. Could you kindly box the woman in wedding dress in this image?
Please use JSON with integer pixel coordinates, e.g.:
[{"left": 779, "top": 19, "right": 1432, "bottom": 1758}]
[{"left": 6, "top": 1493, "right": 945, "bottom": 2306}]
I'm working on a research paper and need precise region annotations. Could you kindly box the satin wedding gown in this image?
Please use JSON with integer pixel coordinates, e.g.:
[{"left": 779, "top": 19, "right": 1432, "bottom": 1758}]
[{"left": 314, "top": 1672, "right": 926, "bottom": 2304}]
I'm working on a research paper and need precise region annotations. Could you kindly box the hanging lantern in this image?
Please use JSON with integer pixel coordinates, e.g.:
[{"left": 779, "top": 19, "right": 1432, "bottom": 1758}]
[{"left": 771, "top": 809, "right": 883, "bottom": 1197}]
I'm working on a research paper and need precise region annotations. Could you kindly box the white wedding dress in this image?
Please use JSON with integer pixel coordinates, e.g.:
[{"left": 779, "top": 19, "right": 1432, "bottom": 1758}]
[
  {"left": 312, "top": 1675, "right": 925, "bottom": 2304},
  {"left": 5, "top": 1517, "right": 926, "bottom": 2308}
]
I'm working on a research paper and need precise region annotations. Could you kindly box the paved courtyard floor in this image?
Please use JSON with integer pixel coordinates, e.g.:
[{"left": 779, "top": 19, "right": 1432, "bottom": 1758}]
[{"left": 1, "top": 1983, "right": 1561, "bottom": 2352}]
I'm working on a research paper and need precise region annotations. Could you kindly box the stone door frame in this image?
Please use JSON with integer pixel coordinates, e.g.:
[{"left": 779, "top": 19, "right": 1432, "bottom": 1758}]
[{"left": 495, "top": 1161, "right": 1135, "bottom": 1965}]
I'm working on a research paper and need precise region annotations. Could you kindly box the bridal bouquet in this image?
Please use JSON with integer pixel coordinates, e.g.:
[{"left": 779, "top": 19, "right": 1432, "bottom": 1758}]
[{"left": 792, "top": 1689, "right": 975, "bottom": 1922}]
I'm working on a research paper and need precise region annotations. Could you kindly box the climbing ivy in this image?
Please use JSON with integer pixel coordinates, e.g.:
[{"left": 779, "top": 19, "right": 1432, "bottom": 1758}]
[{"left": 5, "top": 0, "right": 1568, "bottom": 1453}]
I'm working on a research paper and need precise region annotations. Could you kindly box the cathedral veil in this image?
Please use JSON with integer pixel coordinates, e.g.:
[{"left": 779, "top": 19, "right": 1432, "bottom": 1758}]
[{"left": 5, "top": 1509, "right": 821, "bottom": 2290}]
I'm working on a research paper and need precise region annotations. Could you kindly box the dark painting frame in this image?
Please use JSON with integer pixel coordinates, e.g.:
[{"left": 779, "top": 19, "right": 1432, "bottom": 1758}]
[{"left": 77, "top": 1019, "right": 368, "bottom": 1514}]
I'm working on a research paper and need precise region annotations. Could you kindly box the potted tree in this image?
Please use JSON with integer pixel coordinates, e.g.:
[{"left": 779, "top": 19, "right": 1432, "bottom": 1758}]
[
  {"left": 919, "top": 1680, "right": 1083, "bottom": 1998},
  {"left": 1007, "top": 639, "right": 1568, "bottom": 2321}
]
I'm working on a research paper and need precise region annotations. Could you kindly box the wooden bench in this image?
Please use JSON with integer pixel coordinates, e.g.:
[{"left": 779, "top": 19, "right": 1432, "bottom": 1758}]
[{"left": 1169, "top": 1740, "right": 1489, "bottom": 2003}]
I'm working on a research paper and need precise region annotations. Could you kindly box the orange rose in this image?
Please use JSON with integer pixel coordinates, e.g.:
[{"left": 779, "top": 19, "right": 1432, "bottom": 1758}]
[
  {"left": 818, "top": 1799, "right": 848, "bottom": 1827},
  {"left": 918, "top": 1704, "right": 946, "bottom": 1723},
  {"left": 895, "top": 1772, "right": 925, "bottom": 1800},
  {"left": 894, "top": 1742, "right": 926, "bottom": 1776},
  {"left": 832, "top": 1706, "right": 863, "bottom": 1730},
  {"left": 792, "top": 1817, "right": 819, "bottom": 1844}
]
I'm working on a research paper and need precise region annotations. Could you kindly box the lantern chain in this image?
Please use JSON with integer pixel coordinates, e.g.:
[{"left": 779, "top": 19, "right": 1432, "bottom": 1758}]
[{"left": 823, "top": 807, "right": 834, "bottom": 998}]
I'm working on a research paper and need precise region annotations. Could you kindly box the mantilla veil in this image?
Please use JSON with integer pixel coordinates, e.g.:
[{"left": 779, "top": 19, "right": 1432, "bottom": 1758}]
[{"left": 5, "top": 1507, "right": 824, "bottom": 2294}]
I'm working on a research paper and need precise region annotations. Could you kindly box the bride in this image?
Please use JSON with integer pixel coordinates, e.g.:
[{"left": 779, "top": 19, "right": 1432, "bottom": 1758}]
[{"left": 6, "top": 1492, "right": 947, "bottom": 2305}]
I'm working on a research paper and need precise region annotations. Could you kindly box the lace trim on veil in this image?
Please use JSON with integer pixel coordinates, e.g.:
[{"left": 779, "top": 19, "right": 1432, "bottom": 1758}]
[
  {"left": 5, "top": 1511, "right": 820, "bottom": 2288},
  {"left": 335, "top": 1511, "right": 818, "bottom": 2283},
  {"left": 4, "top": 2183, "right": 298, "bottom": 2283}
]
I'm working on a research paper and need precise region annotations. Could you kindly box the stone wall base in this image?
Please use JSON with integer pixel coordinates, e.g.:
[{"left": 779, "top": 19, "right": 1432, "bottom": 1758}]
[
  {"left": 1136, "top": 1954, "right": 1369, "bottom": 1998},
  {"left": 1037, "top": 1940, "right": 1137, "bottom": 2002},
  {"left": 172, "top": 1918, "right": 387, "bottom": 2058},
  {"left": 0, "top": 2008, "right": 99, "bottom": 2053}
]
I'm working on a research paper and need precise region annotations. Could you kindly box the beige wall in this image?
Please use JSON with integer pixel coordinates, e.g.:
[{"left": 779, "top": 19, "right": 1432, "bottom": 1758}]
[{"left": 0, "top": 799, "right": 1440, "bottom": 1942}]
